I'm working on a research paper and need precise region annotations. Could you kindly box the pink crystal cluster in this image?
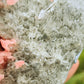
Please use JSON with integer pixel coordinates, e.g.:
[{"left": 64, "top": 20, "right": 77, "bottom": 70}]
[{"left": 0, "top": 37, "right": 25, "bottom": 81}]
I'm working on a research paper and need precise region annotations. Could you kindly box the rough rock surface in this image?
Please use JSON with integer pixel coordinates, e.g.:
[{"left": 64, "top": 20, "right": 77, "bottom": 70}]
[{"left": 0, "top": 0, "right": 84, "bottom": 84}]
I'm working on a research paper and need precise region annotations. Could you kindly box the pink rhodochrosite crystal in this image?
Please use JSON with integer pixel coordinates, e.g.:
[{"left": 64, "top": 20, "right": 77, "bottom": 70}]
[
  {"left": 0, "top": 39, "right": 16, "bottom": 52},
  {"left": 7, "top": 0, "right": 19, "bottom": 5},
  {"left": 15, "top": 61, "right": 25, "bottom": 69},
  {"left": 0, "top": 37, "right": 25, "bottom": 81},
  {"left": 0, "top": 74, "right": 4, "bottom": 81},
  {"left": 0, "top": 38, "right": 16, "bottom": 69},
  {"left": 0, "top": 51, "right": 15, "bottom": 69},
  {"left": 0, "top": 38, "right": 16, "bottom": 81}
]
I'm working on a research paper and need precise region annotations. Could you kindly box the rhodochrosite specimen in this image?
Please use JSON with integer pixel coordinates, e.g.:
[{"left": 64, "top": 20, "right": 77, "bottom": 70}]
[
  {"left": 0, "top": 35, "right": 25, "bottom": 82},
  {"left": 0, "top": 38, "right": 16, "bottom": 81},
  {"left": 0, "top": 0, "right": 84, "bottom": 84}
]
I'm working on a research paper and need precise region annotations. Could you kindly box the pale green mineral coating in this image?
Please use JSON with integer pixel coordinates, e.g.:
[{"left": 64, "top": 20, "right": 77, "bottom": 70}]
[{"left": 0, "top": 0, "right": 84, "bottom": 84}]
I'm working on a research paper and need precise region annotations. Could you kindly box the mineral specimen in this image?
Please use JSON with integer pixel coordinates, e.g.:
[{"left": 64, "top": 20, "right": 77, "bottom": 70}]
[{"left": 0, "top": 0, "right": 84, "bottom": 84}]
